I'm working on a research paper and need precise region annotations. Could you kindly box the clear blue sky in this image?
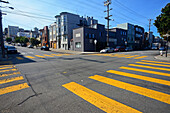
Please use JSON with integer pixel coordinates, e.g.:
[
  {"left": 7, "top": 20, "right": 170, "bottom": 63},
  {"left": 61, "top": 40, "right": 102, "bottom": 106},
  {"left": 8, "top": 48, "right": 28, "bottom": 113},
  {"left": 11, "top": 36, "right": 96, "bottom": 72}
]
[{"left": 2, "top": 0, "right": 169, "bottom": 36}]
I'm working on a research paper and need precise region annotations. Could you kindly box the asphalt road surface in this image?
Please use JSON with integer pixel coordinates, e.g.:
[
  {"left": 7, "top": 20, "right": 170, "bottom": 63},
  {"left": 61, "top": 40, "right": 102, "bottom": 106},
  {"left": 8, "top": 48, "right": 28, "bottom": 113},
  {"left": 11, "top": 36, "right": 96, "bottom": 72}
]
[{"left": 0, "top": 46, "right": 170, "bottom": 113}]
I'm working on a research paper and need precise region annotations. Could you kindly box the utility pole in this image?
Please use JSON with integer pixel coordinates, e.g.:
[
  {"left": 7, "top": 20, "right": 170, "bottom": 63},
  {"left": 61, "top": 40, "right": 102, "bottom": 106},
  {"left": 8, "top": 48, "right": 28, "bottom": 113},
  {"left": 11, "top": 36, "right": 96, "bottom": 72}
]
[
  {"left": 0, "top": 1, "right": 12, "bottom": 58},
  {"left": 163, "top": 33, "right": 170, "bottom": 57},
  {"left": 104, "top": 0, "right": 112, "bottom": 47},
  {"left": 0, "top": 9, "right": 5, "bottom": 58},
  {"left": 148, "top": 19, "right": 153, "bottom": 48}
]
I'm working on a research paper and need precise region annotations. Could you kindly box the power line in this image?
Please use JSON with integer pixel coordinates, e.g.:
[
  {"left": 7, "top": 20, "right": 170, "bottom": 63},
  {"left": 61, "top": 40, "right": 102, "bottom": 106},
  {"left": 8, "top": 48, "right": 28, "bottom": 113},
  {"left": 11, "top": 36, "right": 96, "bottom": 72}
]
[{"left": 113, "top": 0, "right": 148, "bottom": 19}]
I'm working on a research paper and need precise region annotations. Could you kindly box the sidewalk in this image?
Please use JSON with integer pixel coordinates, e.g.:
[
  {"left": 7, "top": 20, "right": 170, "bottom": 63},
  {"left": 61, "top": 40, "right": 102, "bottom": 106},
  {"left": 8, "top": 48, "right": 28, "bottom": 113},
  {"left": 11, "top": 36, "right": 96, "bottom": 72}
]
[
  {"left": 49, "top": 48, "right": 99, "bottom": 55},
  {"left": 154, "top": 53, "right": 170, "bottom": 61}
]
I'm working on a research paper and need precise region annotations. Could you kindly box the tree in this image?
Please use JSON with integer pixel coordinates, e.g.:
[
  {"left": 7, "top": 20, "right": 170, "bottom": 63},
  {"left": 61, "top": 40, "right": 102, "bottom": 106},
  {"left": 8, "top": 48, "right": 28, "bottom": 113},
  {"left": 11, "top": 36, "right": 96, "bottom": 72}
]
[
  {"left": 20, "top": 37, "right": 29, "bottom": 44},
  {"left": 6, "top": 37, "right": 12, "bottom": 42},
  {"left": 154, "top": 3, "right": 170, "bottom": 41},
  {"left": 30, "top": 38, "right": 40, "bottom": 46},
  {"left": 15, "top": 37, "right": 20, "bottom": 43}
]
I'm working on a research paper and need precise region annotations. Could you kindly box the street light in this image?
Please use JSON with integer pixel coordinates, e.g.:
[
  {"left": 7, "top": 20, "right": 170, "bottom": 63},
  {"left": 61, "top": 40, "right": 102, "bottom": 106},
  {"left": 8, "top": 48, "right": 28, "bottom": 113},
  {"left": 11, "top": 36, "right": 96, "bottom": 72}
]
[{"left": 94, "top": 39, "right": 97, "bottom": 52}]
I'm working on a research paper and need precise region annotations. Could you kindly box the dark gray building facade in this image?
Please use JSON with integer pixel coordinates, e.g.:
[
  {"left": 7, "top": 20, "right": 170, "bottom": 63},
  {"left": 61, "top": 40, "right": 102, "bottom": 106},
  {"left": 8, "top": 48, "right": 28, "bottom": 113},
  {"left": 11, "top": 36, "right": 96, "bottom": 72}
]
[
  {"left": 73, "top": 24, "right": 106, "bottom": 52},
  {"left": 73, "top": 24, "right": 127, "bottom": 52}
]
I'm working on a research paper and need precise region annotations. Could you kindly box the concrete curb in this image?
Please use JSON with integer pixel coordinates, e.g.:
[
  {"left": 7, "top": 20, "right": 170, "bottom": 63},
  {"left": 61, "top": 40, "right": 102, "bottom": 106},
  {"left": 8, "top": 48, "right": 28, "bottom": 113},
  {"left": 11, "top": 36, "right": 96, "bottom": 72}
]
[{"left": 154, "top": 55, "right": 170, "bottom": 61}]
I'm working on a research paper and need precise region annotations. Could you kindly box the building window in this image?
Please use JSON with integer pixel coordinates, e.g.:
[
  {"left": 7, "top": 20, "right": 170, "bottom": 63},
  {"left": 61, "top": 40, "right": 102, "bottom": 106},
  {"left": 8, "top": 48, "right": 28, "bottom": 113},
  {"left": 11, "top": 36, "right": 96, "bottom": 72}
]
[
  {"left": 92, "top": 34, "right": 95, "bottom": 38},
  {"left": 64, "top": 26, "right": 66, "bottom": 32},
  {"left": 58, "top": 19, "right": 60, "bottom": 24},
  {"left": 76, "top": 33, "right": 81, "bottom": 37},
  {"left": 75, "top": 42, "right": 81, "bottom": 48},
  {"left": 89, "top": 34, "right": 91, "bottom": 38},
  {"left": 63, "top": 36, "right": 67, "bottom": 42},
  {"left": 85, "top": 33, "right": 88, "bottom": 38},
  {"left": 99, "top": 32, "right": 102, "bottom": 37},
  {"left": 59, "top": 28, "right": 61, "bottom": 33}
]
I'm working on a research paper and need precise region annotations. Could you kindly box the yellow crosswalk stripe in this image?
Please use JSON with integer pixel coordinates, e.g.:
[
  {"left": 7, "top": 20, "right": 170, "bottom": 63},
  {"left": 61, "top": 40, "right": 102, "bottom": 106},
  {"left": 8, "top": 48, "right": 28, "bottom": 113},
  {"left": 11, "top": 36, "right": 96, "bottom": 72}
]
[
  {"left": 0, "top": 65, "right": 13, "bottom": 67},
  {"left": 126, "top": 55, "right": 139, "bottom": 58},
  {"left": 0, "top": 83, "right": 29, "bottom": 95},
  {"left": 0, "top": 69, "right": 17, "bottom": 73},
  {"left": 16, "top": 57, "right": 24, "bottom": 60},
  {"left": 25, "top": 56, "right": 35, "bottom": 59},
  {"left": 129, "top": 64, "right": 170, "bottom": 71},
  {"left": 0, "top": 72, "right": 21, "bottom": 77},
  {"left": 0, "top": 76, "right": 24, "bottom": 84},
  {"left": 63, "top": 82, "right": 141, "bottom": 113},
  {"left": 43, "top": 54, "right": 54, "bottom": 57},
  {"left": 120, "top": 66, "right": 170, "bottom": 77},
  {"left": 35, "top": 55, "right": 45, "bottom": 58},
  {"left": 141, "top": 60, "right": 170, "bottom": 65},
  {"left": 0, "top": 66, "right": 14, "bottom": 70},
  {"left": 107, "top": 70, "right": 170, "bottom": 86},
  {"left": 112, "top": 54, "right": 126, "bottom": 57},
  {"left": 89, "top": 75, "right": 170, "bottom": 104},
  {"left": 134, "top": 56, "right": 148, "bottom": 59},
  {"left": 51, "top": 54, "right": 63, "bottom": 56},
  {"left": 136, "top": 62, "right": 170, "bottom": 68}
]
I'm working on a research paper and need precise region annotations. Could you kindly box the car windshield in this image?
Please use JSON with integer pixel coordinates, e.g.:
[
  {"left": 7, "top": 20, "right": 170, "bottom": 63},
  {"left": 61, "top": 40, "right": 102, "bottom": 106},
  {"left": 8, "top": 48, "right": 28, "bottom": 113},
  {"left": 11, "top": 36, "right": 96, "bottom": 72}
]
[
  {"left": 116, "top": 46, "right": 120, "bottom": 48},
  {"left": 8, "top": 46, "right": 15, "bottom": 49}
]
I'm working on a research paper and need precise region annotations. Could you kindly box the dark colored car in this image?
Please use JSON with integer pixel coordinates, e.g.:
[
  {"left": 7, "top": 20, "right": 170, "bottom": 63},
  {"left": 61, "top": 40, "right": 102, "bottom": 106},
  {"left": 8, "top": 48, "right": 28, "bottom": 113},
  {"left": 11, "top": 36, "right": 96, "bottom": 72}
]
[
  {"left": 114, "top": 46, "right": 126, "bottom": 52},
  {"left": 7, "top": 46, "right": 17, "bottom": 54},
  {"left": 21, "top": 43, "right": 27, "bottom": 47},
  {"left": 41, "top": 46, "right": 49, "bottom": 51},
  {"left": 159, "top": 47, "right": 166, "bottom": 51}
]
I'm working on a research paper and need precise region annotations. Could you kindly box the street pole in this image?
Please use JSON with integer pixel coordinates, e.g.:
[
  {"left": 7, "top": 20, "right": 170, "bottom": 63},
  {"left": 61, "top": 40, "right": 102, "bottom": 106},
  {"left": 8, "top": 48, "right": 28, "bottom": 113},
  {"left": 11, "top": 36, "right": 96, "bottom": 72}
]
[
  {"left": 163, "top": 33, "right": 170, "bottom": 57},
  {"left": 0, "top": 9, "right": 5, "bottom": 58},
  {"left": 104, "top": 0, "right": 112, "bottom": 47},
  {"left": 148, "top": 19, "right": 153, "bottom": 48},
  {"left": 0, "top": 0, "right": 10, "bottom": 58}
]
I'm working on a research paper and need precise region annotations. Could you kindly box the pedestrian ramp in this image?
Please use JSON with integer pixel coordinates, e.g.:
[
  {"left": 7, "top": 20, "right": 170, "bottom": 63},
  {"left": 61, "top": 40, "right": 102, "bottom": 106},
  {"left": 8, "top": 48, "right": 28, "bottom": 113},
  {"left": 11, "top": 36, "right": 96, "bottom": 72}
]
[
  {"left": 90, "top": 53, "right": 148, "bottom": 60},
  {"left": 62, "top": 60, "right": 170, "bottom": 112},
  {"left": 0, "top": 64, "right": 29, "bottom": 96}
]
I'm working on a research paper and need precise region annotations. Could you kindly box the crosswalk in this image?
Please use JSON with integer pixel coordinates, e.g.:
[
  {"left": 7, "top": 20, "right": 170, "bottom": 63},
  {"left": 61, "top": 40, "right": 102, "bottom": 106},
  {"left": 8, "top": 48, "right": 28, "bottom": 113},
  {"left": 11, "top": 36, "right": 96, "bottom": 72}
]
[
  {"left": 0, "top": 63, "right": 29, "bottom": 95},
  {"left": 16, "top": 53, "right": 74, "bottom": 60},
  {"left": 62, "top": 60, "right": 170, "bottom": 112},
  {"left": 90, "top": 53, "right": 148, "bottom": 59}
]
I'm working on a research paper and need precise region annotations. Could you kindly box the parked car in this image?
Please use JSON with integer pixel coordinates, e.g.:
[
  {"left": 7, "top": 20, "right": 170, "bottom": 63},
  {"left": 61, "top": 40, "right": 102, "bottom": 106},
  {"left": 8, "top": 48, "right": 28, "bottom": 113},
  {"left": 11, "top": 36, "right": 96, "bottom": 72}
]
[
  {"left": 17, "top": 43, "right": 21, "bottom": 46},
  {"left": 41, "top": 46, "right": 49, "bottom": 51},
  {"left": 27, "top": 45, "right": 33, "bottom": 48},
  {"left": 125, "top": 47, "right": 133, "bottom": 51},
  {"left": 21, "top": 43, "right": 27, "bottom": 47},
  {"left": 159, "top": 47, "right": 165, "bottom": 51},
  {"left": 7, "top": 46, "right": 17, "bottom": 54},
  {"left": 151, "top": 46, "right": 158, "bottom": 50},
  {"left": 100, "top": 47, "right": 114, "bottom": 53},
  {"left": 114, "top": 46, "right": 126, "bottom": 52}
]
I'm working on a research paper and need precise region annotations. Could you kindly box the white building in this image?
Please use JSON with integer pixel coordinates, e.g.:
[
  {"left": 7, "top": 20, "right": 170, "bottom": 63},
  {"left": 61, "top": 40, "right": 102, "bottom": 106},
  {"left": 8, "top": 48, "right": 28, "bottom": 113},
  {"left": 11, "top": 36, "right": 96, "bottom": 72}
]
[
  {"left": 54, "top": 12, "right": 98, "bottom": 50},
  {"left": 49, "top": 23, "right": 57, "bottom": 49},
  {"left": 17, "top": 31, "right": 30, "bottom": 38},
  {"left": 8, "top": 25, "right": 19, "bottom": 41}
]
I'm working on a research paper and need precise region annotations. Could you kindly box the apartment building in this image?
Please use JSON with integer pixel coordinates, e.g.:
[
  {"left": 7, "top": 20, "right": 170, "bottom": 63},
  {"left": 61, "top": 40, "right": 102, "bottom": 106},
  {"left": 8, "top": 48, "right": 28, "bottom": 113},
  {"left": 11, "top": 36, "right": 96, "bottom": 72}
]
[
  {"left": 7, "top": 25, "right": 19, "bottom": 41},
  {"left": 54, "top": 12, "right": 98, "bottom": 50},
  {"left": 49, "top": 23, "right": 57, "bottom": 49},
  {"left": 117, "top": 23, "right": 144, "bottom": 49}
]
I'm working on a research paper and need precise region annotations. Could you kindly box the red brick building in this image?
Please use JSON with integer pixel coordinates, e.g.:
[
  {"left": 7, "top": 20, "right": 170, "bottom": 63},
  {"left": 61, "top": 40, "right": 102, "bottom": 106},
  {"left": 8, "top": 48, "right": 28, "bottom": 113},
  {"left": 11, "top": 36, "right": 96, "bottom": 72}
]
[{"left": 41, "top": 26, "right": 49, "bottom": 47}]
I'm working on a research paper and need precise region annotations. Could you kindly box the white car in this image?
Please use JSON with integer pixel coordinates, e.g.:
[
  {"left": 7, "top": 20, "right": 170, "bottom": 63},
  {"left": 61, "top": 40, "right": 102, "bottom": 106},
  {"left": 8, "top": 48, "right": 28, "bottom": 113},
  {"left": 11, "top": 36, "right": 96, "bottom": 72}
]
[{"left": 100, "top": 47, "right": 114, "bottom": 53}]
